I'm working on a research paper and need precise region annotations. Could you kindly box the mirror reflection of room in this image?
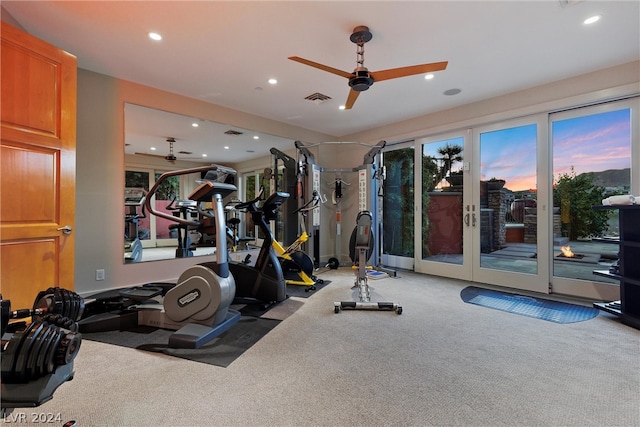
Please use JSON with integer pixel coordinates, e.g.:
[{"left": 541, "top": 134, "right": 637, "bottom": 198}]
[{"left": 124, "top": 103, "right": 292, "bottom": 264}]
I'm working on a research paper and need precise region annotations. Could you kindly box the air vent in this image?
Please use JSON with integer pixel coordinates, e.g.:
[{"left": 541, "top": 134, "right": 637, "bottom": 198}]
[
  {"left": 224, "top": 129, "right": 243, "bottom": 136},
  {"left": 305, "top": 92, "right": 332, "bottom": 103}
]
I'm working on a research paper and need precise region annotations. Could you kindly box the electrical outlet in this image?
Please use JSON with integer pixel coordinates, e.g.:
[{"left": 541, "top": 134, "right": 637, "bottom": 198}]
[{"left": 95, "top": 269, "right": 105, "bottom": 281}]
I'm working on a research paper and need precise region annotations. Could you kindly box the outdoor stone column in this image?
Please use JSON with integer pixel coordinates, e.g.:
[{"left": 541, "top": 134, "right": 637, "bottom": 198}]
[
  {"left": 487, "top": 189, "right": 507, "bottom": 250},
  {"left": 524, "top": 207, "right": 537, "bottom": 244}
]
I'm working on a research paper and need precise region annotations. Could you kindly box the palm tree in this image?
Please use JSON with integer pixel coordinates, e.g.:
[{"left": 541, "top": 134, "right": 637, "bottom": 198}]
[{"left": 437, "top": 143, "right": 463, "bottom": 182}]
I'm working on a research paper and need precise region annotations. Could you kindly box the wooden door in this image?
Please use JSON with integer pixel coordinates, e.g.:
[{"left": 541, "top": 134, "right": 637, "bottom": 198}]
[{"left": 1, "top": 22, "right": 77, "bottom": 310}]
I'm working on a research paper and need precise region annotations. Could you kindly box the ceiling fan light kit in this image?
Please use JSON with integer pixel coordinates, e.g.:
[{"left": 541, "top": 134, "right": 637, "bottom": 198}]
[
  {"left": 135, "top": 137, "right": 202, "bottom": 164},
  {"left": 289, "top": 25, "right": 448, "bottom": 109}
]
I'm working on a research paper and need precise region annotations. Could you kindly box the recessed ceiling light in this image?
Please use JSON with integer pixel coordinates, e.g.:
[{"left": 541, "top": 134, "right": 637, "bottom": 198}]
[
  {"left": 202, "top": 154, "right": 207, "bottom": 158},
  {"left": 150, "top": 147, "right": 157, "bottom": 151},
  {"left": 253, "top": 135, "right": 259, "bottom": 140},
  {"left": 148, "top": 32, "right": 162, "bottom": 41},
  {"left": 339, "top": 105, "right": 346, "bottom": 110},
  {"left": 224, "top": 146, "right": 230, "bottom": 150},
  {"left": 192, "top": 123, "right": 199, "bottom": 127},
  {"left": 268, "top": 78, "right": 278, "bottom": 85},
  {"left": 424, "top": 74, "right": 435, "bottom": 80},
  {"left": 583, "top": 15, "right": 601, "bottom": 25}
]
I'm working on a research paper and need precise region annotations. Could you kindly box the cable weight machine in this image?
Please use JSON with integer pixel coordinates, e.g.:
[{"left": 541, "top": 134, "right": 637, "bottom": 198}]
[{"left": 293, "top": 140, "right": 394, "bottom": 277}]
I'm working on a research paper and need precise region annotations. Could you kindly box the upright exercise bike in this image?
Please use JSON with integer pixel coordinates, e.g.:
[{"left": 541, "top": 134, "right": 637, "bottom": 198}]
[
  {"left": 80, "top": 165, "right": 241, "bottom": 349},
  {"left": 334, "top": 211, "right": 402, "bottom": 314}
]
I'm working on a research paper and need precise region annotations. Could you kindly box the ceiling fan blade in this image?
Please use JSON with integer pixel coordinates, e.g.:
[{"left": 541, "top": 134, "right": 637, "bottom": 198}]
[
  {"left": 344, "top": 89, "right": 360, "bottom": 110},
  {"left": 134, "top": 152, "right": 165, "bottom": 159},
  {"left": 288, "top": 56, "right": 353, "bottom": 79},
  {"left": 370, "top": 61, "right": 448, "bottom": 82}
]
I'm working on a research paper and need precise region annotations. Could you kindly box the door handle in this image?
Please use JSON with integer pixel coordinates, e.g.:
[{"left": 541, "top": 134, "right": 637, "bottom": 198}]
[
  {"left": 464, "top": 213, "right": 470, "bottom": 227},
  {"left": 57, "top": 225, "right": 72, "bottom": 235},
  {"left": 472, "top": 213, "right": 477, "bottom": 228}
]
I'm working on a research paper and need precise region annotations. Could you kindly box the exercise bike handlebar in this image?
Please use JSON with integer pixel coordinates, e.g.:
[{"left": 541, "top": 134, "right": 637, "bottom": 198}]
[
  {"left": 144, "top": 165, "right": 236, "bottom": 228},
  {"left": 233, "top": 186, "right": 265, "bottom": 212}
]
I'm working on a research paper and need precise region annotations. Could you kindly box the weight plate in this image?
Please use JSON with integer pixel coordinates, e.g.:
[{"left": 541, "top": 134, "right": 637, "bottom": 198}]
[
  {"left": 1, "top": 331, "right": 24, "bottom": 381},
  {"left": 14, "top": 322, "right": 44, "bottom": 382},
  {"left": 56, "top": 332, "right": 81, "bottom": 366},
  {"left": 74, "top": 292, "right": 86, "bottom": 321},
  {"left": 8, "top": 322, "right": 35, "bottom": 379},
  {"left": 69, "top": 290, "right": 80, "bottom": 320},
  {"left": 26, "top": 322, "right": 53, "bottom": 380},
  {"left": 43, "top": 326, "right": 62, "bottom": 374},
  {"left": 58, "top": 288, "right": 71, "bottom": 318},
  {"left": 31, "top": 323, "right": 56, "bottom": 379},
  {"left": 37, "top": 326, "right": 59, "bottom": 376}
]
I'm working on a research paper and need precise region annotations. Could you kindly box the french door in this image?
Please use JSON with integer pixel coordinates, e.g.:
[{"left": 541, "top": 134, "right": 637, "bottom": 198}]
[
  {"left": 548, "top": 98, "right": 637, "bottom": 300},
  {"left": 389, "top": 97, "right": 637, "bottom": 299},
  {"left": 413, "top": 116, "right": 548, "bottom": 293},
  {"left": 471, "top": 117, "right": 549, "bottom": 293},
  {"left": 414, "top": 132, "right": 473, "bottom": 281}
]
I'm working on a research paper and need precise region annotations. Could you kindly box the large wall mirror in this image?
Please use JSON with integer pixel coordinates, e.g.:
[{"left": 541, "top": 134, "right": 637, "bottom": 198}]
[{"left": 123, "top": 103, "right": 294, "bottom": 264}]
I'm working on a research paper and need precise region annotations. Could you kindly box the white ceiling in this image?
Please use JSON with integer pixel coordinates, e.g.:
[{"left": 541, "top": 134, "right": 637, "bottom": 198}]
[{"left": 3, "top": 1, "right": 639, "bottom": 163}]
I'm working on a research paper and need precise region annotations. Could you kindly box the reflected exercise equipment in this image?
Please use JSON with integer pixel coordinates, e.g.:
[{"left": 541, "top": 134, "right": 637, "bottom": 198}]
[{"left": 123, "top": 188, "right": 146, "bottom": 263}]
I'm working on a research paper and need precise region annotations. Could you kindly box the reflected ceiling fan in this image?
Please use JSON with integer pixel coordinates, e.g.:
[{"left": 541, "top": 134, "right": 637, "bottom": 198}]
[
  {"left": 135, "top": 137, "right": 203, "bottom": 164},
  {"left": 289, "top": 26, "right": 448, "bottom": 109}
]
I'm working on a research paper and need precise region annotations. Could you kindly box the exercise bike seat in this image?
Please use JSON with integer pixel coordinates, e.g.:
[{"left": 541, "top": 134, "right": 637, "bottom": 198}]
[{"left": 189, "top": 181, "right": 237, "bottom": 202}]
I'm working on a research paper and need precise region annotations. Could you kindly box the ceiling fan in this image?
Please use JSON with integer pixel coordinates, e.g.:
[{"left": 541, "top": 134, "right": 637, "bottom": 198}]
[
  {"left": 134, "top": 137, "right": 198, "bottom": 164},
  {"left": 289, "top": 26, "right": 448, "bottom": 110}
]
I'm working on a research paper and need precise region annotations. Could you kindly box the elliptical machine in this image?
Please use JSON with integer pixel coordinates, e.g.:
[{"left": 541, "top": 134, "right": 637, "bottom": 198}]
[{"left": 80, "top": 165, "right": 241, "bottom": 349}]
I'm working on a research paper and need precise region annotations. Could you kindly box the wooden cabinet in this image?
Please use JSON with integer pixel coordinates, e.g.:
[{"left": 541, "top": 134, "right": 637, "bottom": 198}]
[{"left": 592, "top": 205, "right": 640, "bottom": 330}]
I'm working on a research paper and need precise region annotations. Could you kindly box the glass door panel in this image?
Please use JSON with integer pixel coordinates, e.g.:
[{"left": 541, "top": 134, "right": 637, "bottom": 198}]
[
  {"left": 550, "top": 100, "right": 636, "bottom": 300},
  {"left": 473, "top": 118, "right": 548, "bottom": 293},
  {"left": 415, "top": 133, "right": 471, "bottom": 280},
  {"left": 479, "top": 124, "right": 538, "bottom": 274},
  {"left": 382, "top": 144, "right": 414, "bottom": 270}
]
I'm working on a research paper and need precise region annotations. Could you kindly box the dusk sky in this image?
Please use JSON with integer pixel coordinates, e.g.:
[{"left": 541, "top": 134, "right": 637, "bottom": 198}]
[{"left": 425, "top": 108, "right": 631, "bottom": 192}]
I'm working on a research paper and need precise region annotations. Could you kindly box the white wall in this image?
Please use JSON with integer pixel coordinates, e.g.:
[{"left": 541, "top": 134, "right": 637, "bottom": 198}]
[{"left": 74, "top": 61, "right": 639, "bottom": 297}]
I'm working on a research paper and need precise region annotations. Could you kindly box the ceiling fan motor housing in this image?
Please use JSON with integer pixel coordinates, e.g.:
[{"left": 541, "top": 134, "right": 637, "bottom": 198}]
[{"left": 349, "top": 69, "right": 374, "bottom": 91}]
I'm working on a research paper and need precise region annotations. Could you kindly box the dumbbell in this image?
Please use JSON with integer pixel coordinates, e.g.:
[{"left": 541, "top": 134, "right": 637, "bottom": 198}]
[
  {"left": 1, "top": 288, "right": 83, "bottom": 383},
  {"left": 33, "top": 287, "right": 85, "bottom": 323},
  {"left": 1, "top": 320, "right": 82, "bottom": 383},
  {"left": 1, "top": 288, "right": 85, "bottom": 329}
]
